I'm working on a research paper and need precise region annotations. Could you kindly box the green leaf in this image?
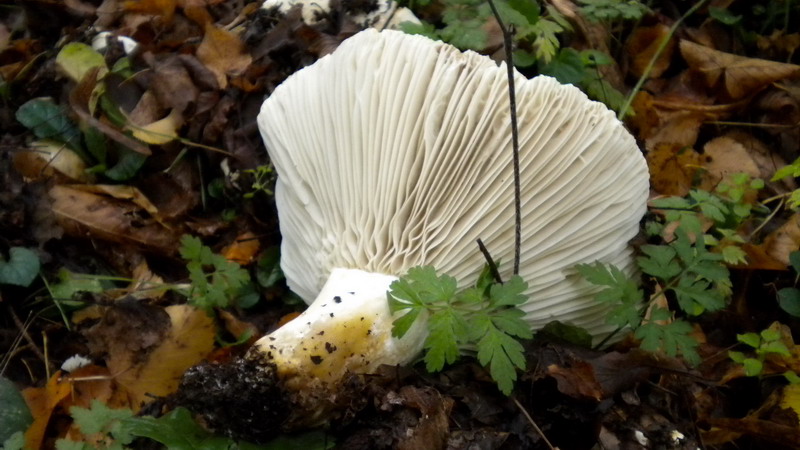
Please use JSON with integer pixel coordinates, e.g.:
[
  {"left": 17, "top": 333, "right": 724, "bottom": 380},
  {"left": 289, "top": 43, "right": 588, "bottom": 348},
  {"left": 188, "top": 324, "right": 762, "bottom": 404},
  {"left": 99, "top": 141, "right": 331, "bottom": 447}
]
[
  {"left": 16, "top": 98, "right": 82, "bottom": 150},
  {"left": 535, "top": 321, "right": 593, "bottom": 347},
  {"left": 785, "top": 371, "right": 800, "bottom": 384},
  {"left": 122, "top": 407, "right": 234, "bottom": 450},
  {"left": 69, "top": 400, "right": 136, "bottom": 445},
  {"left": 721, "top": 245, "right": 747, "bottom": 265},
  {"left": 635, "top": 319, "right": 699, "bottom": 365},
  {"left": 789, "top": 251, "right": 800, "bottom": 274},
  {"left": 104, "top": 146, "right": 147, "bottom": 181},
  {"left": 742, "top": 358, "right": 763, "bottom": 376},
  {"left": 474, "top": 319, "right": 526, "bottom": 395},
  {"left": 55, "top": 42, "right": 108, "bottom": 82},
  {"left": 49, "top": 269, "right": 106, "bottom": 300},
  {"left": 778, "top": 288, "right": 800, "bottom": 317},
  {"left": 508, "top": 0, "right": 540, "bottom": 23},
  {"left": 179, "top": 235, "right": 252, "bottom": 312},
  {"left": 3, "top": 431, "right": 25, "bottom": 450},
  {"left": 256, "top": 247, "right": 284, "bottom": 288},
  {"left": 709, "top": 6, "right": 742, "bottom": 25},
  {"left": 424, "top": 308, "right": 469, "bottom": 372},
  {"left": 0, "top": 378, "right": 33, "bottom": 443},
  {"left": 489, "top": 275, "right": 528, "bottom": 307},
  {"left": 637, "top": 245, "right": 681, "bottom": 280},
  {"left": 0, "top": 247, "right": 40, "bottom": 287},
  {"left": 737, "top": 333, "right": 761, "bottom": 349},
  {"left": 576, "top": 262, "right": 643, "bottom": 328}
]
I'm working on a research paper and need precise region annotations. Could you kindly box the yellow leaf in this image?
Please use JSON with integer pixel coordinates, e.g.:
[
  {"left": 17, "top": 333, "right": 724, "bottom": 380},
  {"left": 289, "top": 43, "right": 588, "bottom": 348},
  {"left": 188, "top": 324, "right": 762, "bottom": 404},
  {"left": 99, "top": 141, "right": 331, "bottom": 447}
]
[
  {"left": 112, "top": 305, "right": 215, "bottom": 410},
  {"left": 56, "top": 42, "right": 108, "bottom": 83},
  {"left": 129, "top": 109, "right": 182, "bottom": 145}
]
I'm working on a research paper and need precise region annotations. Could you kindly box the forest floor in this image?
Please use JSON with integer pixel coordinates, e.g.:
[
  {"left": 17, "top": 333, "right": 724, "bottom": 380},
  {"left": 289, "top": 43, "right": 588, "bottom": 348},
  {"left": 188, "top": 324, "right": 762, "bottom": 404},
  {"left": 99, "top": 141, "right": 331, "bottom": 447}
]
[{"left": 1, "top": 0, "right": 800, "bottom": 449}]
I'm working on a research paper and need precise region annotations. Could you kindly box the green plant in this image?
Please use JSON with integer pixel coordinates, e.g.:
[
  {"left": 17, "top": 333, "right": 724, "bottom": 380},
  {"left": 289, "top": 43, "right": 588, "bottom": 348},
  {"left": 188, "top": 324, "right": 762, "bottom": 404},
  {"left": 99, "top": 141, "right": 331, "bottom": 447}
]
[
  {"left": 0, "top": 247, "right": 40, "bottom": 287},
  {"left": 778, "top": 251, "right": 800, "bottom": 317},
  {"left": 772, "top": 157, "right": 800, "bottom": 209},
  {"left": 54, "top": 401, "right": 332, "bottom": 450},
  {"left": 389, "top": 265, "right": 532, "bottom": 394},
  {"left": 728, "top": 325, "right": 793, "bottom": 378},
  {"left": 243, "top": 164, "right": 275, "bottom": 199},
  {"left": 578, "top": 0, "right": 649, "bottom": 22},
  {"left": 401, "top": 0, "right": 570, "bottom": 64},
  {"left": 179, "top": 235, "right": 258, "bottom": 312}
]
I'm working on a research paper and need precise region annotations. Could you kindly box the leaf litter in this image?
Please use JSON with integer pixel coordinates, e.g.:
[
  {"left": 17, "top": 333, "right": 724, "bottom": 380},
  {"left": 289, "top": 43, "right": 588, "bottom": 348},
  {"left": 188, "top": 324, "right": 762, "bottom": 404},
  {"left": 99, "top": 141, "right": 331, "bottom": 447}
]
[{"left": 1, "top": 0, "right": 800, "bottom": 449}]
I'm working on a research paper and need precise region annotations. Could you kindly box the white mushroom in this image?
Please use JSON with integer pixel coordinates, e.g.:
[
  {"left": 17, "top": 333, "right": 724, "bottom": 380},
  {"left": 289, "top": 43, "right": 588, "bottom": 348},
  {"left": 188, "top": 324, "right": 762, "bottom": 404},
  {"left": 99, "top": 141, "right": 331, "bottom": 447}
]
[{"left": 253, "top": 29, "right": 648, "bottom": 392}]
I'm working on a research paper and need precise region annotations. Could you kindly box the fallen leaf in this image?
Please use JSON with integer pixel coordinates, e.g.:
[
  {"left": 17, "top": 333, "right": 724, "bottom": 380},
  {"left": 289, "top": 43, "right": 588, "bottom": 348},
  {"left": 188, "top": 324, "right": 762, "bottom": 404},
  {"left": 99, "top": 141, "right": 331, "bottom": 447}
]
[
  {"left": 123, "top": 0, "right": 176, "bottom": 22},
  {"left": 763, "top": 213, "right": 800, "bottom": 266},
  {"left": 680, "top": 40, "right": 800, "bottom": 100},
  {"left": 112, "top": 305, "right": 215, "bottom": 409},
  {"left": 646, "top": 142, "right": 702, "bottom": 196},
  {"left": 22, "top": 371, "right": 71, "bottom": 450},
  {"left": 49, "top": 185, "right": 183, "bottom": 253},
  {"left": 55, "top": 42, "right": 107, "bottom": 83},
  {"left": 222, "top": 231, "right": 260, "bottom": 265},
  {"left": 129, "top": 109, "right": 183, "bottom": 145},
  {"left": 698, "top": 135, "right": 762, "bottom": 192},
  {"left": 13, "top": 141, "right": 90, "bottom": 182},
  {"left": 546, "top": 361, "right": 604, "bottom": 400},
  {"left": 625, "top": 24, "right": 675, "bottom": 79},
  {"left": 196, "top": 25, "right": 252, "bottom": 89}
]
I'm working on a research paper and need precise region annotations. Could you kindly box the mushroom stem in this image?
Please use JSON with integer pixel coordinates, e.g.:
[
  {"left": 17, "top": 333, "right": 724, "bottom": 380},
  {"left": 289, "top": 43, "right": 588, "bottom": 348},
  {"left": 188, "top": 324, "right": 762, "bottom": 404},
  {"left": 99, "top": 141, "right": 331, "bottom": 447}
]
[{"left": 249, "top": 268, "right": 428, "bottom": 389}]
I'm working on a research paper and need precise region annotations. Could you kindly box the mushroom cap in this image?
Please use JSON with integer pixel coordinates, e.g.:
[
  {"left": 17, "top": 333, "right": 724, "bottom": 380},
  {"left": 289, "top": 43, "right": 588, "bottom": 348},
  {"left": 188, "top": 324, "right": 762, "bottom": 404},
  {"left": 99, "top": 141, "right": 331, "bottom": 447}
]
[{"left": 257, "top": 29, "right": 649, "bottom": 338}]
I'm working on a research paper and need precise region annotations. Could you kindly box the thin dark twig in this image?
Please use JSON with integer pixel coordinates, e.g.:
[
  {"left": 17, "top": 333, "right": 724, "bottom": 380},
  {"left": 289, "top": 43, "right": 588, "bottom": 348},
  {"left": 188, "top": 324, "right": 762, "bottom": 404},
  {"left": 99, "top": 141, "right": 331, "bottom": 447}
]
[
  {"left": 477, "top": 239, "right": 503, "bottom": 284},
  {"left": 512, "top": 396, "right": 556, "bottom": 450},
  {"left": 8, "top": 306, "right": 46, "bottom": 365},
  {"left": 486, "top": 0, "right": 522, "bottom": 275}
]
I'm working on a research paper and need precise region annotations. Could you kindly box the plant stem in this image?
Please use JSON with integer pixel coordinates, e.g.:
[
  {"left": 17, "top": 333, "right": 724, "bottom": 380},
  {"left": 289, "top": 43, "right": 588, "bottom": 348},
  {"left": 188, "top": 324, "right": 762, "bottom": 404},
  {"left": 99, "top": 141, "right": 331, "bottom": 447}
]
[
  {"left": 617, "top": 0, "right": 710, "bottom": 119},
  {"left": 486, "top": 0, "right": 522, "bottom": 275}
]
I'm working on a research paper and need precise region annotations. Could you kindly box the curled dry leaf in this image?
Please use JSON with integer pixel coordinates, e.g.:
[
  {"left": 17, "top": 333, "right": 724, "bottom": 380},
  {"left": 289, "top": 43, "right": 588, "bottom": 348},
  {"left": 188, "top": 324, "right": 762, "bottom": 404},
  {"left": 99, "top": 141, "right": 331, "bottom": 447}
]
[
  {"left": 680, "top": 40, "right": 800, "bottom": 100},
  {"left": 221, "top": 231, "right": 260, "bottom": 265},
  {"left": 49, "top": 184, "right": 182, "bottom": 253},
  {"left": 129, "top": 108, "right": 183, "bottom": 145}
]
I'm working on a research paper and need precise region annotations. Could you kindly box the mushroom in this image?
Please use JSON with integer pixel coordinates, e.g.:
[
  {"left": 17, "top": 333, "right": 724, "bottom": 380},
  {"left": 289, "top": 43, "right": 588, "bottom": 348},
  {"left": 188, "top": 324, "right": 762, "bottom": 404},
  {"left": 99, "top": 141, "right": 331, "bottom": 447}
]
[{"left": 250, "top": 28, "right": 647, "bottom": 426}]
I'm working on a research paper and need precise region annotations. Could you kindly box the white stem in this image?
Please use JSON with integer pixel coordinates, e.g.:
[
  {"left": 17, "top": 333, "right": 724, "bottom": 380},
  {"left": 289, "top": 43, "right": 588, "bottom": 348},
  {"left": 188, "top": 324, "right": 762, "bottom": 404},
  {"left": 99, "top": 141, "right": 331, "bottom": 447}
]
[{"left": 251, "top": 268, "right": 427, "bottom": 388}]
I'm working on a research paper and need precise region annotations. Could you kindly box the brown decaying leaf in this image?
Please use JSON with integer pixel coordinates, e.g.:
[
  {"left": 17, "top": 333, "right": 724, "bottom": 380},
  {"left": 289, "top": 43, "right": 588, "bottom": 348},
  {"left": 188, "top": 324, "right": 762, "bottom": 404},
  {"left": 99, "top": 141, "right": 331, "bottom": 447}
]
[
  {"left": 625, "top": 24, "right": 675, "bottom": 79},
  {"left": 49, "top": 184, "right": 183, "bottom": 253},
  {"left": 763, "top": 213, "right": 800, "bottom": 266},
  {"left": 646, "top": 142, "right": 702, "bottom": 196},
  {"left": 680, "top": 40, "right": 800, "bottom": 100},
  {"left": 13, "top": 143, "right": 90, "bottom": 182},
  {"left": 196, "top": 25, "right": 252, "bottom": 89},
  {"left": 123, "top": 0, "right": 177, "bottom": 22},
  {"left": 23, "top": 371, "right": 72, "bottom": 450},
  {"left": 390, "top": 386, "right": 453, "bottom": 450},
  {"left": 146, "top": 54, "right": 200, "bottom": 114}
]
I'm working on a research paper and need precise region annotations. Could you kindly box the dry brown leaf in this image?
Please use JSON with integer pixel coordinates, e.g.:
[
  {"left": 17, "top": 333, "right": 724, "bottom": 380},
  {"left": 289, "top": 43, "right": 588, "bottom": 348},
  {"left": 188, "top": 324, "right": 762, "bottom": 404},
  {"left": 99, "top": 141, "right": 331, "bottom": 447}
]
[
  {"left": 111, "top": 305, "right": 215, "bottom": 410},
  {"left": 698, "top": 135, "right": 762, "bottom": 189},
  {"left": 625, "top": 24, "right": 675, "bottom": 79},
  {"left": 647, "top": 143, "right": 702, "bottom": 196},
  {"left": 123, "top": 0, "right": 176, "bottom": 21},
  {"left": 680, "top": 40, "right": 800, "bottom": 99},
  {"left": 49, "top": 184, "right": 182, "bottom": 253},
  {"left": 23, "top": 371, "right": 72, "bottom": 450},
  {"left": 763, "top": 213, "right": 800, "bottom": 266},
  {"left": 196, "top": 25, "right": 252, "bottom": 89},
  {"left": 546, "top": 361, "right": 604, "bottom": 401}
]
